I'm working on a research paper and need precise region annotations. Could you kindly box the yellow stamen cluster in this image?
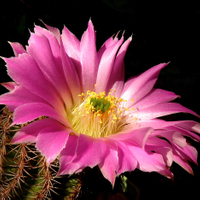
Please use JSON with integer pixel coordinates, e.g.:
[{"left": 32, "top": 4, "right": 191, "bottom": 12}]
[{"left": 68, "top": 88, "right": 133, "bottom": 138}]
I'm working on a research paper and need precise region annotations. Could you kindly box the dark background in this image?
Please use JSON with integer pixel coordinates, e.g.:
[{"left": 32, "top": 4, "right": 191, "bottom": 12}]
[{"left": 0, "top": 1, "right": 200, "bottom": 199}]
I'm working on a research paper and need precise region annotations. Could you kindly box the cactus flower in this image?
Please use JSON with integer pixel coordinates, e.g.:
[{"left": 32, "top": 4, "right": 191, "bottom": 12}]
[{"left": 0, "top": 20, "right": 200, "bottom": 186}]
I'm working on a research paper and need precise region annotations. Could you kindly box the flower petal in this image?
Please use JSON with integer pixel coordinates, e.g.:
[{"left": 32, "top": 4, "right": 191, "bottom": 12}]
[
  {"left": 175, "top": 120, "right": 200, "bottom": 134},
  {"left": 42, "top": 21, "right": 61, "bottom": 43},
  {"left": 60, "top": 39, "right": 81, "bottom": 103},
  {"left": 3, "top": 54, "right": 64, "bottom": 114},
  {"left": 133, "top": 89, "right": 179, "bottom": 110},
  {"left": 0, "top": 82, "right": 17, "bottom": 91},
  {"left": 140, "top": 119, "right": 175, "bottom": 129},
  {"left": 108, "top": 127, "right": 153, "bottom": 149},
  {"left": 80, "top": 20, "right": 98, "bottom": 92},
  {"left": 127, "top": 143, "right": 168, "bottom": 173},
  {"left": 107, "top": 36, "right": 132, "bottom": 97},
  {"left": 0, "top": 86, "right": 48, "bottom": 111},
  {"left": 133, "top": 102, "right": 198, "bottom": 120},
  {"left": 173, "top": 154, "right": 194, "bottom": 174},
  {"left": 12, "top": 102, "right": 70, "bottom": 127},
  {"left": 58, "top": 135, "right": 79, "bottom": 175},
  {"left": 174, "top": 143, "right": 198, "bottom": 165},
  {"left": 98, "top": 140, "right": 118, "bottom": 186},
  {"left": 36, "top": 124, "right": 70, "bottom": 164},
  {"left": 61, "top": 26, "right": 80, "bottom": 61},
  {"left": 34, "top": 25, "right": 61, "bottom": 59},
  {"left": 61, "top": 25, "right": 81, "bottom": 77},
  {"left": 164, "top": 125, "right": 200, "bottom": 142},
  {"left": 121, "top": 63, "right": 168, "bottom": 107},
  {"left": 27, "top": 33, "right": 73, "bottom": 110},
  {"left": 59, "top": 134, "right": 107, "bottom": 174},
  {"left": 98, "top": 34, "right": 120, "bottom": 59},
  {"left": 146, "top": 137, "right": 173, "bottom": 167},
  {"left": 153, "top": 130, "right": 187, "bottom": 148},
  {"left": 116, "top": 140, "right": 137, "bottom": 175},
  {"left": 8, "top": 42, "right": 26, "bottom": 57},
  {"left": 12, "top": 118, "right": 56, "bottom": 144},
  {"left": 95, "top": 36, "right": 124, "bottom": 94},
  {"left": 130, "top": 127, "right": 153, "bottom": 149}
]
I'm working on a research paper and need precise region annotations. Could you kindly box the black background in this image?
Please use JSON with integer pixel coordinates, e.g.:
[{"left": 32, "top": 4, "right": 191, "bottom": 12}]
[{"left": 0, "top": 1, "right": 200, "bottom": 199}]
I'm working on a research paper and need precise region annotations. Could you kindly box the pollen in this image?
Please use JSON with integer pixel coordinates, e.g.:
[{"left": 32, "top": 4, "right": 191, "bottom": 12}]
[{"left": 67, "top": 89, "right": 136, "bottom": 138}]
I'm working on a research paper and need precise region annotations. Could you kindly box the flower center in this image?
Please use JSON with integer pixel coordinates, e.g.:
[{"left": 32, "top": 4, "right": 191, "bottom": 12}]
[{"left": 68, "top": 89, "right": 132, "bottom": 138}]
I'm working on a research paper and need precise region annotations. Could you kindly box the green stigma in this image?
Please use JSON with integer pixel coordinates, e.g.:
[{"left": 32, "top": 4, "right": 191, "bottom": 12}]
[{"left": 90, "top": 97, "right": 111, "bottom": 113}]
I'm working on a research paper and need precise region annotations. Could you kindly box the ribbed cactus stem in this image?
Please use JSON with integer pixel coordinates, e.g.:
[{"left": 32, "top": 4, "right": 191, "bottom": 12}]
[
  {"left": 0, "top": 107, "right": 13, "bottom": 183},
  {"left": 0, "top": 128, "right": 7, "bottom": 180},
  {"left": 34, "top": 157, "right": 58, "bottom": 199},
  {"left": 1, "top": 144, "right": 27, "bottom": 199}
]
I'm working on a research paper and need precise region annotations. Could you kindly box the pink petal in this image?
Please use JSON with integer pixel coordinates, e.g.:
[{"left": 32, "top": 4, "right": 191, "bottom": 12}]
[
  {"left": 130, "top": 127, "right": 153, "bottom": 149},
  {"left": 173, "top": 154, "right": 194, "bottom": 174},
  {"left": 154, "top": 129, "right": 198, "bottom": 165},
  {"left": 109, "top": 81, "right": 124, "bottom": 98},
  {"left": 175, "top": 120, "right": 200, "bottom": 134},
  {"left": 174, "top": 143, "right": 198, "bottom": 165},
  {"left": 3, "top": 54, "right": 64, "bottom": 114},
  {"left": 12, "top": 102, "right": 70, "bottom": 127},
  {"left": 34, "top": 25, "right": 61, "bottom": 59},
  {"left": 12, "top": 118, "right": 57, "bottom": 144},
  {"left": 191, "top": 123, "right": 200, "bottom": 134},
  {"left": 140, "top": 119, "right": 200, "bottom": 141},
  {"left": 36, "top": 124, "right": 70, "bottom": 164},
  {"left": 121, "top": 63, "right": 169, "bottom": 107},
  {"left": 170, "top": 131, "right": 187, "bottom": 148},
  {"left": 0, "top": 86, "right": 48, "bottom": 111},
  {"left": 58, "top": 135, "right": 79, "bottom": 175},
  {"left": 130, "top": 78, "right": 158, "bottom": 105},
  {"left": 95, "top": 36, "right": 124, "bottom": 94},
  {"left": 127, "top": 143, "right": 167, "bottom": 172},
  {"left": 42, "top": 21, "right": 61, "bottom": 43},
  {"left": 170, "top": 121, "right": 200, "bottom": 141},
  {"left": 98, "top": 33, "right": 120, "bottom": 62},
  {"left": 107, "top": 36, "right": 132, "bottom": 97},
  {"left": 165, "top": 125, "right": 200, "bottom": 142},
  {"left": 80, "top": 20, "right": 98, "bottom": 92},
  {"left": 154, "top": 147, "right": 173, "bottom": 167},
  {"left": 8, "top": 42, "right": 26, "bottom": 57},
  {"left": 0, "top": 82, "right": 17, "bottom": 91},
  {"left": 106, "top": 126, "right": 141, "bottom": 141},
  {"left": 132, "top": 102, "right": 198, "bottom": 120},
  {"left": 60, "top": 40, "right": 81, "bottom": 103},
  {"left": 153, "top": 130, "right": 187, "bottom": 148},
  {"left": 108, "top": 127, "right": 153, "bottom": 149},
  {"left": 133, "top": 89, "right": 179, "bottom": 110},
  {"left": 61, "top": 26, "right": 80, "bottom": 60},
  {"left": 122, "top": 76, "right": 137, "bottom": 93},
  {"left": 58, "top": 134, "right": 107, "bottom": 174},
  {"left": 140, "top": 119, "right": 175, "bottom": 129},
  {"left": 159, "top": 170, "right": 174, "bottom": 179},
  {"left": 27, "top": 33, "right": 73, "bottom": 110},
  {"left": 98, "top": 140, "right": 118, "bottom": 186},
  {"left": 146, "top": 137, "right": 173, "bottom": 167},
  {"left": 116, "top": 140, "right": 137, "bottom": 175}
]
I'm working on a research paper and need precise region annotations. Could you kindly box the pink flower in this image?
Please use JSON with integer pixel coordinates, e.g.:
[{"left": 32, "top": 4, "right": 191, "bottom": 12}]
[{"left": 0, "top": 20, "right": 200, "bottom": 186}]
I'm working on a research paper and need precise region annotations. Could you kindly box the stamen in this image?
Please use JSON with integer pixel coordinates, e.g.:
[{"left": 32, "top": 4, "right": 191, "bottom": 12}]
[{"left": 68, "top": 89, "right": 136, "bottom": 138}]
